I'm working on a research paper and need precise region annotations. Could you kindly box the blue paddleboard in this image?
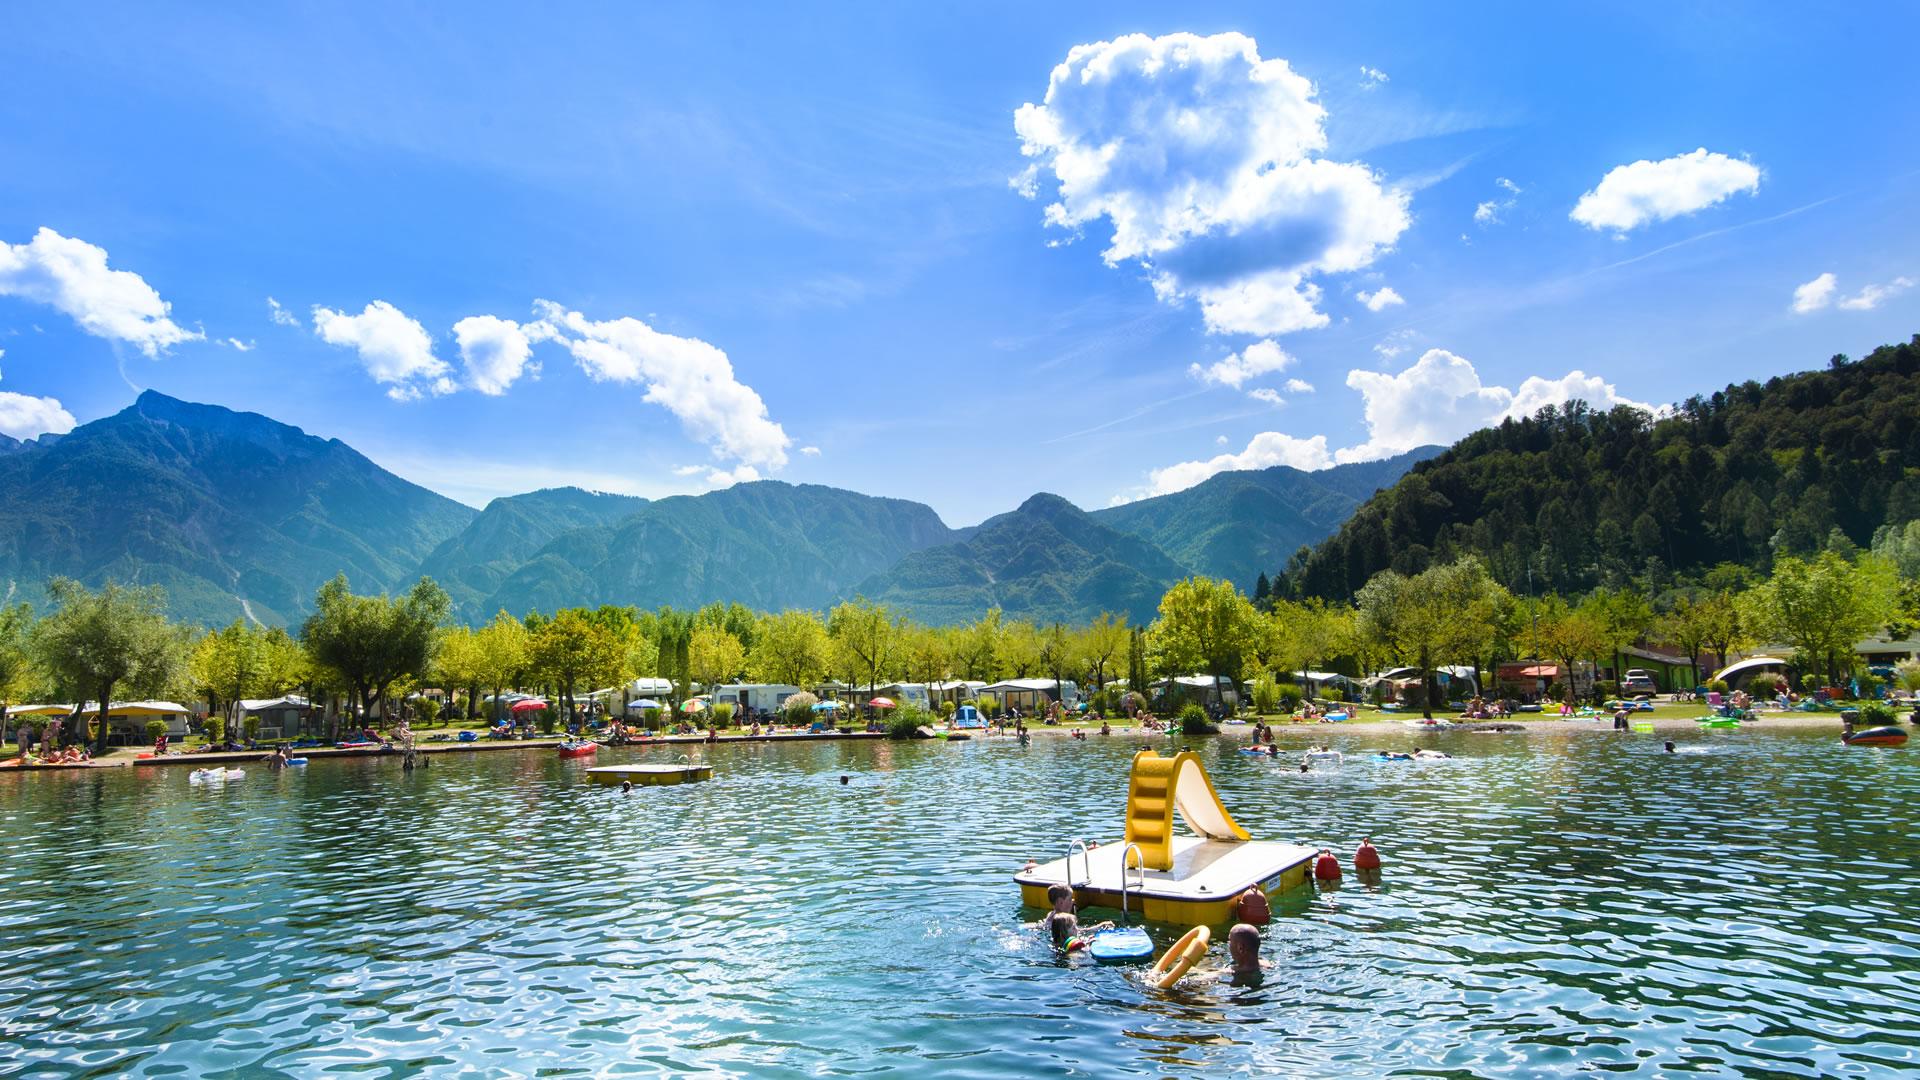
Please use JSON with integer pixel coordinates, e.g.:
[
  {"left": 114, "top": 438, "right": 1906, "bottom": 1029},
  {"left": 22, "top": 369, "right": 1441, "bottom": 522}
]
[{"left": 1087, "top": 927, "right": 1154, "bottom": 962}]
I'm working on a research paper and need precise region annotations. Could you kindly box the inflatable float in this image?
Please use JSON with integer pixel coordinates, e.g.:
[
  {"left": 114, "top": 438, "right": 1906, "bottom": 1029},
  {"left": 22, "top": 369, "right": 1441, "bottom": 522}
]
[
  {"left": 1843, "top": 726, "right": 1908, "bottom": 747},
  {"left": 1014, "top": 751, "right": 1315, "bottom": 925},
  {"left": 1150, "top": 925, "right": 1209, "bottom": 989},
  {"left": 556, "top": 740, "right": 598, "bottom": 758},
  {"left": 190, "top": 768, "right": 246, "bottom": 784},
  {"left": 1086, "top": 926, "right": 1155, "bottom": 963},
  {"left": 285, "top": 757, "right": 308, "bottom": 766}
]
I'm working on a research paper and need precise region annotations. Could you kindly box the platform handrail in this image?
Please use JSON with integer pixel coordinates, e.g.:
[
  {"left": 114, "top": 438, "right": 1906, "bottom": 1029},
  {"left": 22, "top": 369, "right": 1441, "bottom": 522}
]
[
  {"left": 1066, "top": 839, "right": 1090, "bottom": 888},
  {"left": 1119, "top": 843, "right": 1144, "bottom": 923}
]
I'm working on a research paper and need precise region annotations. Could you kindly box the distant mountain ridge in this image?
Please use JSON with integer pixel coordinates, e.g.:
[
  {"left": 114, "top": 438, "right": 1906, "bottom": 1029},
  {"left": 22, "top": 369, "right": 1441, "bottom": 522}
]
[
  {"left": 0, "top": 392, "right": 1430, "bottom": 626},
  {"left": 858, "top": 493, "right": 1193, "bottom": 624},
  {"left": 1091, "top": 447, "right": 1436, "bottom": 590},
  {"left": 0, "top": 391, "right": 474, "bottom": 626}
]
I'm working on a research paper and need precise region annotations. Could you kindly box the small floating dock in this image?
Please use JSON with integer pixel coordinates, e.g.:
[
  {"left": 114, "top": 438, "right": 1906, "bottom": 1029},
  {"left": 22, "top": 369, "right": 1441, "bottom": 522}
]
[
  {"left": 1014, "top": 750, "right": 1315, "bottom": 925},
  {"left": 585, "top": 763, "right": 713, "bottom": 786}
]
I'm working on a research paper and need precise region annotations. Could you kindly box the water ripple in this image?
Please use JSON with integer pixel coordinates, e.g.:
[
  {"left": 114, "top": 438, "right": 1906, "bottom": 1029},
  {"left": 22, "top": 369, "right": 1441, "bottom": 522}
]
[{"left": 1, "top": 730, "right": 1915, "bottom": 1077}]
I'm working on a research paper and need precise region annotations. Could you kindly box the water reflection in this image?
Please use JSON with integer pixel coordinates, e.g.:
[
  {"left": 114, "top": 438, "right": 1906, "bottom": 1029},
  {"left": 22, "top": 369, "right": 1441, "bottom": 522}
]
[{"left": 0, "top": 730, "right": 1915, "bottom": 1077}]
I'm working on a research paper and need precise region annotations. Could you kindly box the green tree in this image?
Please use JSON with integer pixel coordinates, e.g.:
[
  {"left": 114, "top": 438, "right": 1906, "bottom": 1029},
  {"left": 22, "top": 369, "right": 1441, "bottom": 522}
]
[
  {"left": 687, "top": 623, "right": 748, "bottom": 695},
  {"left": 0, "top": 602, "right": 34, "bottom": 740},
  {"left": 1741, "top": 552, "right": 1898, "bottom": 684},
  {"left": 1581, "top": 587, "right": 1655, "bottom": 687},
  {"left": 827, "top": 599, "right": 900, "bottom": 693},
  {"left": 32, "top": 579, "right": 186, "bottom": 754},
  {"left": 300, "top": 574, "right": 451, "bottom": 723},
  {"left": 750, "top": 610, "right": 832, "bottom": 686},
  {"left": 1355, "top": 558, "right": 1502, "bottom": 717},
  {"left": 472, "top": 611, "right": 530, "bottom": 718},
  {"left": 530, "top": 609, "right": 630, "bottom": 721},
  {"left": 1149, "top": 577, "right": 1261, "bottom": 686},
  {"left": 1527, "top": 595, "right": 1609, "bottom": 705},
  {"left": 953, "top": 608, "right": 1002, "bottom": 681},
  {"left": 1077, "top": 613, "right": 1128, "bottom": 694}
]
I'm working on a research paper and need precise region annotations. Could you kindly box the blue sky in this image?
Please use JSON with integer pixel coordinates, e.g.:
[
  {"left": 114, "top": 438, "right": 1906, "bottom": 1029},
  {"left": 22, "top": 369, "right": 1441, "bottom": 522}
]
[{"left": 2, "top": 3, "right": 1916, "bottom": 525}]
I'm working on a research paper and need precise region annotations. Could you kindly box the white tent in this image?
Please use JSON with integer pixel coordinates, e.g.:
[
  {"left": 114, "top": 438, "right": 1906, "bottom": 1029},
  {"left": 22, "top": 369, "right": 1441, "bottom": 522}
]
[{"left": 1712, "top": 656, "right": 1789, "bottom": 686}]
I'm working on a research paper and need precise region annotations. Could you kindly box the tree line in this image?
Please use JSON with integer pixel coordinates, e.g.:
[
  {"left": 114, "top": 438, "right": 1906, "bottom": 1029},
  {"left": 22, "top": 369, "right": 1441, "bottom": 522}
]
[{"left": 5, "top": 509, "right": 1915, "bottom": 753}]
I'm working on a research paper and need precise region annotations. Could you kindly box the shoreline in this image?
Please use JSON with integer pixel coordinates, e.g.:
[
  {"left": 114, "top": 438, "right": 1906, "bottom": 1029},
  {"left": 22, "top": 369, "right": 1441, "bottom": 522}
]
[{"left": 0, "top": 713, "right": 1887, "bottom": 773}]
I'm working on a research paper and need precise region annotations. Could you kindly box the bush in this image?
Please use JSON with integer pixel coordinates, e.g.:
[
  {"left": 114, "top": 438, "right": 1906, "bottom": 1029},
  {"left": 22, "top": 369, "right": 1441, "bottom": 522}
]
[
  {"left": 886, "top": 704, "right": 933, "bottom": 739},
  {"left": 1323, "top": 687, "right": 1345, "bottom": 703},
  {"left": 206, "top": 715, "right": 226, "bottom": 745},
  {"left": 977, "top": 692, "right": 999, "bottom": 717},
  {"left": 1708, "top": 679, "right": 1729, "bottom": 695},
  {"left": 641, "top": 707, "right": 663, "bottom": 731},
  {"left": 144, "top": 719, "right": 168, "bottom": 744},
  {"left": 1250, "top": 677, "right": 1279, "bottom": 716},
  {"left": 1896, "top": 659, "right": 1920, "bottom": 693},
  {"left": 938, "top": 699, "right": 956, "bottom": 719},
  {"left": 1595, "top": 680, "right": 1619, "bottom": 700},
  {"left": 781, "top": 692, "right": 819, "bottom": 725},
  {"left": 534, "top": 707, "right": 557, "bottom": 735},
  {"left": 1178, "top": 703, "right": 1216, "bottom": 735},
  {"left": 1276, "top": 682, "right": 1304, "bottom": 713},
  {"left": 242, "top": 715, "right": 261, "bottom": 742},
  {"left": 1800, "top": 673, "right": 1820, "bottom": 692},
  {"left": 1858, "top": 701, "right": 1897, "bottom": 726},
  {"left": 415, "top": 698, "right": 441, "bottom": 727},
  {"left": 711, "top": 702, "right": 735, "bottom": 728}
]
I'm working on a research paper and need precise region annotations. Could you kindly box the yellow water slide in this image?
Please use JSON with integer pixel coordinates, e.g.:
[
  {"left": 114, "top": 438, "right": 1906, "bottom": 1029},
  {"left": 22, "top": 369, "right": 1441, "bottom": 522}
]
[{"left": 1123, "top": 750, "right": 1250, "bottom": 870}]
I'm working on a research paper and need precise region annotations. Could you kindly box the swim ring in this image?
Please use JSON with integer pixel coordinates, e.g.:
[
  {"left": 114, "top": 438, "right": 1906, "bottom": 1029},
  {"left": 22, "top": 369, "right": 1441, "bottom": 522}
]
[{"left": 1150, "top": 925, "right": 1210, "bottom": 990}]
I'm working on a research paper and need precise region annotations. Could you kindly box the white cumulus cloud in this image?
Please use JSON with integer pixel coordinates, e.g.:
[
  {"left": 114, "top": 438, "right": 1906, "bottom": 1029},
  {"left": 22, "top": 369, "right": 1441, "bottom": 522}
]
[
  {"left": 1248, "top": 388, "right": 1286, "bottom": 405},
  {"left": 800, "top": 445, "right": 821, "bottom": 456},
  {"left": 1285, "top": 378, "right": 1315, "bottom": 393},
  {"left": 1570, "top": 148, "right": 1760, "bottom": 233},
  {"left": 0, "top": 366, "right": 75, "bottom": 440},
  {"left": 1336, "top": 348, "right": 1653, "bottom": 463},
  {"left": 267, "top": 297, "right": 300, "bottom": 327},
  {"left": 1837, "top": 275, "right": 1913, "bottom": 311},
  {"left": 1189, "top": 339, "right": 1294, "bottom": 388},
  {"left": 452, "top": 314, "right": 546, "bottom": 396},
  {"left": 226, "top": 338, "right": 254, "bottom": 352},
  {"left": 312, "top": 300, "right": 454, "bottom": 401},
  {"left": 1791, "top": 273, "right": 1838, "bottom": 313},
  {"left": 1118, "top": 431, "right": 1334, "bottom": 502},
  {"left": 1014, "top": 32, "right": 1410, "bottom": 337},
  {"left": 1357, "top": 286, "right": 1404, "bottom": 312},
  {"left": 531, "top": 301, "right": 790, "bottom": 471},
  {"left": 0, "top": 228, "right": 201, "bottom": 356}
]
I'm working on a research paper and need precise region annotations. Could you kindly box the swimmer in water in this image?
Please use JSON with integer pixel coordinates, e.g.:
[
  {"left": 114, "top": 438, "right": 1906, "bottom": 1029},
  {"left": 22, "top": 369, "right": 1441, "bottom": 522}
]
[
  {"left": 620, "top": 780, "right": 633, "bottom": 795},
  {"left": 1663, "top": 741, "right": 1676, "bottom": 753},
  {"left": 1215, "top": 922, "right": 1269, "bottom": 985}
]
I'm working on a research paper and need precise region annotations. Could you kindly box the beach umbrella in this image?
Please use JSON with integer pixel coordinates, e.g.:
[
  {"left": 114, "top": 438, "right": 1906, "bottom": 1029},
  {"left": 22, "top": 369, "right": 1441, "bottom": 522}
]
[
  {"left": 510, "top": 698, "right": 548, "bottom": 713},
  {"left": 868, "top": 697, "right": 897, "bottom": 710},
  {"left": 627, "top": 698, "right": 663, "bottom": 710},
  {"left": 680, "top": 698, "right": 707, "bottom": 714}
]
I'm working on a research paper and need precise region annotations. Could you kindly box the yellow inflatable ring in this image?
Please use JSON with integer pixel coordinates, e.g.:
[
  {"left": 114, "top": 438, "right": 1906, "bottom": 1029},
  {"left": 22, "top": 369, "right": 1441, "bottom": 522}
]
[{"left": 1150, "top": 924, "right": 1210, "bottom": 990}]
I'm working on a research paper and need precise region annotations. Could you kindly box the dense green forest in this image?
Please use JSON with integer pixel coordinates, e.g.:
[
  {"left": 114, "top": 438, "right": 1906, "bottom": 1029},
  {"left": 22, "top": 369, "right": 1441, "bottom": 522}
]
[{"left": 1279, "top": 336, "right": 1920, "bottom": 602}]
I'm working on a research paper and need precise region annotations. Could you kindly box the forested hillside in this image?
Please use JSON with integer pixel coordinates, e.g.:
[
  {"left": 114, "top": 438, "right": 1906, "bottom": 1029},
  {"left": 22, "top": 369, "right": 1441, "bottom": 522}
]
[
  {"left": 1281, "top": 336, "right": 1920, "bottom": 601},
  {"left": 1092, "top": 447, "right": 1434, "bottom": 589}
]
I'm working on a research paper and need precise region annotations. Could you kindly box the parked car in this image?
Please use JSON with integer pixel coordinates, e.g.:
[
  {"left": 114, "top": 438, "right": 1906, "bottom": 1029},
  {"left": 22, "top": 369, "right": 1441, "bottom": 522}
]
[{"left": 1621, "top": 669, "right": 1659, "bottom": 695}]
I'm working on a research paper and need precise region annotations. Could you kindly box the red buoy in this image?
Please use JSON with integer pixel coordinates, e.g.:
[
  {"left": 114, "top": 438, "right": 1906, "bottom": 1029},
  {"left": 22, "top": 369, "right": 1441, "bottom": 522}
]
[
  {"left": 1314, "top": 852, "right": 1342, "bottom": 880},
  {"left": 1354, "top": 840, "right": 1382, "bottom": 871}
]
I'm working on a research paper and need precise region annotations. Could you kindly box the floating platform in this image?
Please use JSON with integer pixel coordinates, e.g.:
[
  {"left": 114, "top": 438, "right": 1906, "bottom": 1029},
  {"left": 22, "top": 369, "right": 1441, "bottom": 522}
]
[
  {"left": 585, "top": 763, "right": 713, "bottom": 786},
  {"left": 1015, "top": 836, "right": 1315, "bottom": 925},
  {"left": 1015, "top": 750, "right": 1315, "bottom": 925}
]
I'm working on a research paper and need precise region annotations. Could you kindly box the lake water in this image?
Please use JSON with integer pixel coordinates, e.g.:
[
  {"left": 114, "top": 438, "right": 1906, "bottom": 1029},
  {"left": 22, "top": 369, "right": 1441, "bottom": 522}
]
[{"left": 3, "top": 729, "right": 1916, "bottom": 1078}]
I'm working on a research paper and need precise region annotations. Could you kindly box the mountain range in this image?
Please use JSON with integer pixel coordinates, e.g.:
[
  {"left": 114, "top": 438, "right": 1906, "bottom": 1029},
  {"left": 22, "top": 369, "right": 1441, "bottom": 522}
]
[{"left": 0, "top": 390, "right": 1432, "bottom": 626}]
